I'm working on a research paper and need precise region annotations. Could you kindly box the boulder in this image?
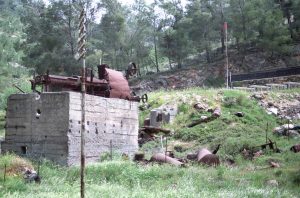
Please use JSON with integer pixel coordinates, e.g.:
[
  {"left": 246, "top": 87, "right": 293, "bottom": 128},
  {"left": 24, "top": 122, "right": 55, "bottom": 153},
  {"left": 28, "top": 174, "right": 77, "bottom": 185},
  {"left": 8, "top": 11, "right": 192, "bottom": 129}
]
[{"left": 266, "top": 180, "right": 279, "bottom": 187}]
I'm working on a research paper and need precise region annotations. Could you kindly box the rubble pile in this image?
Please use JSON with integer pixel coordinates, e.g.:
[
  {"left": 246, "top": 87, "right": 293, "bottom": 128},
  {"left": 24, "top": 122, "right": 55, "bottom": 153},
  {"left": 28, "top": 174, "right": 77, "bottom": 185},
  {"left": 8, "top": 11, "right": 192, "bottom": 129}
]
[{"left": 251, "top": 92, "right": 300, "bottom": 119}]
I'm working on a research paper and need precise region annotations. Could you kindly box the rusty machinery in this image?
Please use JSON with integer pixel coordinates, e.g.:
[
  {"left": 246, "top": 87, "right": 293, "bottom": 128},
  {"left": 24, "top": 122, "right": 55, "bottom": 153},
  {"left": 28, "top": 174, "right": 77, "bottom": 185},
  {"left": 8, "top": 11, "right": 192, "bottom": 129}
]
[{"left": 30, "top": 63, "right": 148, "bottom": 103}]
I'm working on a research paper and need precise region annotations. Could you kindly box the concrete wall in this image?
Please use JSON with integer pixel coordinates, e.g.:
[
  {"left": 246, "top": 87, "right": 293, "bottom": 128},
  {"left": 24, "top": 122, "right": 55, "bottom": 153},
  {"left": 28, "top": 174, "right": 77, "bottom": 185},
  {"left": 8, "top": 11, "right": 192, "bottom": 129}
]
[
  {"left": 1, "top": 93, "right": 70, "bottom": 165},
  {"left": 67, "top": 92, "right": 139, "bottom": 166},
  {"left": 1, "top": 92, "right": 139, "bottom": 166}
]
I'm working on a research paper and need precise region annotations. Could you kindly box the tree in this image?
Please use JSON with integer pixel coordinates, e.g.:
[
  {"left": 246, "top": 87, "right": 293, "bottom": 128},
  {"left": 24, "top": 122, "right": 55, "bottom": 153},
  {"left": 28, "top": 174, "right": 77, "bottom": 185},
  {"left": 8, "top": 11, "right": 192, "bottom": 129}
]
[
  {"left": 0, "top": 0, "right": 25, "bottom": 89},
  {"left": 159, "top": 0, "right": 191, "bottom": 68},
  {"left": 21, "top": 0, "right": 82, "bottom": 75}
]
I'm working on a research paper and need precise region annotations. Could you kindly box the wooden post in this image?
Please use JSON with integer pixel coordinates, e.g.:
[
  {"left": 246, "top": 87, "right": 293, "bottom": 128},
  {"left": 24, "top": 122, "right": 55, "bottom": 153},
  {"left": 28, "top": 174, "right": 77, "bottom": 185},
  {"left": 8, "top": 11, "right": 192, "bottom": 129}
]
[
  {"left": 165, "top": 136, "right": 168, "bottom": 163},
  {"left": 78, "top": 7, "right": 87, "bottom": 198},
  {"left": 3, "top": 164, "right": 6, "bottom": 183},
  {"left": 110, "top": 139, "right": 113, "bottom": 160},
  {"left": 287, "top": 119, "right": 290, "bottom": 141},
  {"left": 266, "top": 122, "right": 268, "bottom": 144}
]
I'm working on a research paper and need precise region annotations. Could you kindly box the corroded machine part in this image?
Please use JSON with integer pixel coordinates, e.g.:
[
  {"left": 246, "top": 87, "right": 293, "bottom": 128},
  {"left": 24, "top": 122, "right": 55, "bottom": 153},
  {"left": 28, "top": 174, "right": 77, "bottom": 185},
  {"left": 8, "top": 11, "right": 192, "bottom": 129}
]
[{"left": 30, "top": 63, "right": 147, "bottom": 103}]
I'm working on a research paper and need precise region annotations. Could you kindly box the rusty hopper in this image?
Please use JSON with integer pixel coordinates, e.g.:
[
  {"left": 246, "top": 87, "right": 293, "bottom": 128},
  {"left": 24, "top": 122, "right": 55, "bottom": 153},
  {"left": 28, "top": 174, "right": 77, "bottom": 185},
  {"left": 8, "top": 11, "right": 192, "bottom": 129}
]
[{"left": 30, "top": 64, "right": 145, "bottom": 102}]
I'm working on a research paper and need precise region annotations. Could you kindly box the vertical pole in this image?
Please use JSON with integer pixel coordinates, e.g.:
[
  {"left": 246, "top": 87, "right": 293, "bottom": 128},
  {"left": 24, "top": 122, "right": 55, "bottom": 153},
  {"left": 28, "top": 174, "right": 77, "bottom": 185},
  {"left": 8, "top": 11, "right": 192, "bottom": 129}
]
[
  {"left": 110, "top": 139, "right": 113, "bottom": 160},
  {"left": 4, "top": 164, "right": 6, "bottom": 183},
  {"left": 266, "top": 122, "right": 268, "bottom": 143},
  {"left": 225, "top": 22, "right": 229, "bottom": 89},
  {"left": 287, "top": 119, "right": 290, "bottom": 141},
  {"left": 165, "top": 136, "right": 168, "bottom": 163},
  {"left": 79, "top": 6, "right": 86, "bottom": 198},
  {"left": 80, "top": 58, "right": 86, "bottom": 198},
  {"left": 229, "top": 72, "right": 232, "bottom": 88}
]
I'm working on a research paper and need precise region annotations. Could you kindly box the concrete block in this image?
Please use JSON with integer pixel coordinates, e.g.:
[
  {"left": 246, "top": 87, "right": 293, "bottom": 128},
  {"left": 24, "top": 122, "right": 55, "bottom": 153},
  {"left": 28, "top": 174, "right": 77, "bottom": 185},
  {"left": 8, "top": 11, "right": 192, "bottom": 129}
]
[{"left": 2, "top": 92, "right": 139, "bottom": 166}]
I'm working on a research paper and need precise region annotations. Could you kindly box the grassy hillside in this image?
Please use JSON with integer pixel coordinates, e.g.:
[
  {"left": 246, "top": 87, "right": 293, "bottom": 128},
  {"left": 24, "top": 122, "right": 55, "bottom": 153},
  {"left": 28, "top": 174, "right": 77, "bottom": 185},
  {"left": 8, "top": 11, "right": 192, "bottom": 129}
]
[{"left": 0, "top": 88, "right": 300, "bottom": 197}]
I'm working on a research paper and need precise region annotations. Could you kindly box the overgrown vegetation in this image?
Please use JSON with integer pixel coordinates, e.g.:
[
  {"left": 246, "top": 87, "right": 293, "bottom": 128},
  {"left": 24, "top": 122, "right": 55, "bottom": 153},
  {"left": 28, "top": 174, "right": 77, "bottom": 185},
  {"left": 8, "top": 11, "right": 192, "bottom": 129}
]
[{"left": 0, "top": 153, "right": 300, "bottom": 197}]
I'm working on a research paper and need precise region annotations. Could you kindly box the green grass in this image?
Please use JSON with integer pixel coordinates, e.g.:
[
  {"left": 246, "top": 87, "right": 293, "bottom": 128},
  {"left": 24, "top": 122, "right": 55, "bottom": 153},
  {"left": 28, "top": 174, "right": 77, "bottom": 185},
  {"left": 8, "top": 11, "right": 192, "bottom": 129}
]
[
  {"left": 1, "top": 154, "right": 300, "bottom": 197},
  {"left": 0, "top": 154, "right": 299, "bottom": 198}
]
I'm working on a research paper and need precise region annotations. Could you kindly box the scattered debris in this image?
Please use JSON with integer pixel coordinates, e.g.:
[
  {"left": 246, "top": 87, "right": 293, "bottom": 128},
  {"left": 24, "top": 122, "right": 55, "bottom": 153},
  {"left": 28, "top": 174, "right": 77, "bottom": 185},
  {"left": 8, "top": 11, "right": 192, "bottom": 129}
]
[
  {"left": 139, "top": 126, "right": 171, "bottom": 137},
  {"left": 197, "top": 148, "right": 220, "bottom": 166},
  {"left": 290, "top": 144, "right": 300, "bottom": 153},
  {"left": 24, "top": 168, "right": 41, "bottom": 183},
  {"left": 150, "top": 153, "right": 184, "bottom": 167},
  {"left": 212, "top": 144, "right": 221, "bottom": 154},
  {"left": 224, "top": 158, "right": 235, "bottom": 166},
  {"left": 253, "top": 150, "right": 263, "bottom": 158},
  {"left": 273, "top": 124, "right": 300, "bottom": 137},
  {"left": 251, "top": 93, "right": 265, "bottom": 100},
  {"left": 186, "top": 153, "right": 198, "bottom": 160},
  {"left": 187, "top": 107, "right": 221, "bottom": 128},
  {"left": 134, "top": 152, "right": 145, "bottom": 161},
  {"left": 255, "top": 139, "right": 280, "bottom": 153},
  {"left": 269, "top": 161, "right": 280, "bottom": 168},
  {"left": 193, "top": 102, "right": 208, "bottom": 111},
  {"left": 234, "top": 112, "right": 244, "bottom": 117},
  {"left": 242, "top": 139, "right": 280, "bottom": 160}
]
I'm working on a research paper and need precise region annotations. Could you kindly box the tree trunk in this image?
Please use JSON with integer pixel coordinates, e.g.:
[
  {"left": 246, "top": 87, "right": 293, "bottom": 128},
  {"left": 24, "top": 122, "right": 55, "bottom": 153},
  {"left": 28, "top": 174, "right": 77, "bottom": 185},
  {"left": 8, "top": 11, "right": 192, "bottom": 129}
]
[
  {"left": 168, "top": 56, "right": 172, "bottom": 70},
  {"left": 68, "top": 0, "right": 74, "bottom": 56},
  {"left": 220, "top": 2, "right": 225, "bottom": 54},
  {"left": 154, "top": 34, "right": 160, "bottom": 72},
  {"left": 205, "top": 46, "right": 211, "bottom": 63}
]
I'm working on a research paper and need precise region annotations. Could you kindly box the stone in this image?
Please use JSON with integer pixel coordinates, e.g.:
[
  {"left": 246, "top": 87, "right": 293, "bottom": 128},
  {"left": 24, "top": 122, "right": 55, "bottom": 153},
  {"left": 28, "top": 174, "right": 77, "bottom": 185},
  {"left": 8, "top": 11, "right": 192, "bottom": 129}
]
[
  {"left": 273, "top": 124, "right": 294, "bottom": 135},
  {"left": 270, "top": 161, "right": 280, "bottom": 168},
  {"left": 234, "top": 112, "right": 244, "bottom": 117},
  {"left": 266, "top": 180, "right": 279, "bottom": 187},
  {"left": 267, "top": 107, "right": 278, "bottom": 115},
  {"left": 252, "top": 93, "right": 265, "bottom": 100},
  {"left": 200, "top": 115, "right": 208, "bottom": 120},
  {"left": 193, "top": 102, "right": 208, "bottom": 111}
]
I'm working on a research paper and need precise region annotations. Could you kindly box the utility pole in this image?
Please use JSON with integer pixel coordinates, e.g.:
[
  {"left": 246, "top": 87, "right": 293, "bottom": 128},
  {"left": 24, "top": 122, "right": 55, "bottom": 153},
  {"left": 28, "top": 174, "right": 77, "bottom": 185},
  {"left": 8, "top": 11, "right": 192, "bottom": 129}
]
[
  {"left": 224, "top": 22, "right": 229, "bottom": 89},
  {"left": 78, "top": 6, "right": 86, "bottom": 198}
]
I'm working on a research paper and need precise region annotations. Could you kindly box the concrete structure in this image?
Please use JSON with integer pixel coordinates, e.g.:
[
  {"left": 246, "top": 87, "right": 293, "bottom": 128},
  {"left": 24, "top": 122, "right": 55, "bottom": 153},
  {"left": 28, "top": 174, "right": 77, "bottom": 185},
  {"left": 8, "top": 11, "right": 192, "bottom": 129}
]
[
  {"left": 266, "top": 83, "right": 287, "bottom": 90},
  {"left": 1, "top": 92, "right": 139, "bottom": 166},
  {"left": 149, "top": 105, "right": 178, "bottom": 127}
]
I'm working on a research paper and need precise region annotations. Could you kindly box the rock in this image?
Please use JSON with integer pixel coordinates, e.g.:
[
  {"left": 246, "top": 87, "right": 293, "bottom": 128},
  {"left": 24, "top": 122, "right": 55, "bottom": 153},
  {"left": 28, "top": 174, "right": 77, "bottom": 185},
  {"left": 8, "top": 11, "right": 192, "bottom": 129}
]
[
  {"left": 254, "top": 150, "right": 263, "bottom": 158},
  {"left": 134, "top": 152, "right": 145, "bottom": 161},
  {"left": 266, "top": 180, "right": 279, "bottom": 187},
  {"left": 269, "top": 161, "right": 280, "bottom": 168},
  {"left": 234, "top": 112, "right": 244, "bottom": 117},
  {"left": 200, "top": 115, "right": 208, "bottom": 120},
  {"left": 207, "top": 108, "right": 214, "bottom": 113},
  {"left": 268, "top": 102, "right": 274, "bottom": 107},
  {"left": 23, "top": 169, "right": 41, "bottom": 183},
  {"left": 186, "top": 153, "right": 197, "bottom": 160},
  {"left": 267, "top": 107, "right": 278, "bottom": 115},
  {"left": 273, "top": 124, "right": 295, "bottom": 136},
  {"left": 193, "top": 103, "right": 208, "bottom": 111},
  {"left": 286, "top": 130, "right": 300, "bottom": 138},
  {"left": 290, "top": 144, "right": 300, "bottom": 153},
  {"left": 252, "top": 93, "right": 265, "bottom": 100}
]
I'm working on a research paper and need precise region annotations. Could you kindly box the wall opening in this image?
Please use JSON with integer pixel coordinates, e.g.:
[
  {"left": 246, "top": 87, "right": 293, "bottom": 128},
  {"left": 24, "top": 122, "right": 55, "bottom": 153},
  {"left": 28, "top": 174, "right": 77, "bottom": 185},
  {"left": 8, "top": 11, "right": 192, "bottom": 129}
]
[
  {"left": 36, "top": 109, "right": 41, "bottom": 119},
  {"left": 21, "top": 146, "right": 27, "bottom": 155}
]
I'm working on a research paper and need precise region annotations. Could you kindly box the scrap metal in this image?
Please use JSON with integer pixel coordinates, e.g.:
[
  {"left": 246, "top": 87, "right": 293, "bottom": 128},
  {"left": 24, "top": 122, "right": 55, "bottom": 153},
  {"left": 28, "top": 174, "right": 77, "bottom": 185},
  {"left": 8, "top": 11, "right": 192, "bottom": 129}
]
[{"left": 30, "top": 64, "right": 147, "bottom": 103}]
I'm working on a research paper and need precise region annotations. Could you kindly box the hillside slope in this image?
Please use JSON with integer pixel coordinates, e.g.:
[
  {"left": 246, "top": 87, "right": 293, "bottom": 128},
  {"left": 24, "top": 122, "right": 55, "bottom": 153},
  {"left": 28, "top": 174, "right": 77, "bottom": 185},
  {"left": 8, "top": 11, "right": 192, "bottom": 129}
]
[{"left": 130, "top": 45, "right": 300, "bottom": 91}]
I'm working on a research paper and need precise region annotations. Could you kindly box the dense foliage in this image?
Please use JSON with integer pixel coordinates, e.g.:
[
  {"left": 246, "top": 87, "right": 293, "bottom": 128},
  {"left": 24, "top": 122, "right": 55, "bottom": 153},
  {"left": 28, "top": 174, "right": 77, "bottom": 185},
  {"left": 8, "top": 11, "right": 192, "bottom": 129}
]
[{"left": 1, "top": 0, "right": 300, "bottom": 77}]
